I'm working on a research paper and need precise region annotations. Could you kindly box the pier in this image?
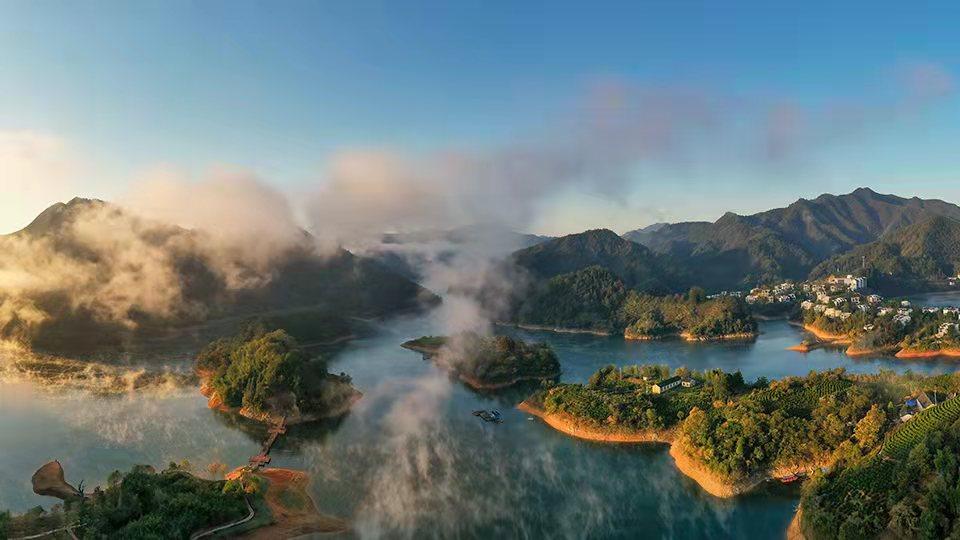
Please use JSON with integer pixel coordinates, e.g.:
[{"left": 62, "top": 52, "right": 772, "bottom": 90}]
[{"left": 249, "top": 416, "right": 287, "bottom": 469}]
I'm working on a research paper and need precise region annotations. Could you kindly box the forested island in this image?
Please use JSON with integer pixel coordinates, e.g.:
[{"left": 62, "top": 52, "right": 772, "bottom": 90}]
[
  {"left": 508, "top": 267, "right": 757, "bottom": 340},
  {"left": 402, "top": 332, "right": 560, "bottom": 389},
  {"left": 196, "top": 324, "right": 361, "bottom": 424},
  {"left": 521, "top": 366, "right": 960, "bottom": 503}
]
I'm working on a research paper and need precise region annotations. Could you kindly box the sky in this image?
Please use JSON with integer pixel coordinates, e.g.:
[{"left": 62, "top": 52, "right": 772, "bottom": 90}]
[{"left": 2, "top": 1, "right": 960, "bottom": 235}]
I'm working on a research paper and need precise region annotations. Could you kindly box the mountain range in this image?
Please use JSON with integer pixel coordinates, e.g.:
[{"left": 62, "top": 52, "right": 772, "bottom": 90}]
[
  {"left": 810, "top": 214, "right": 960, "bottom": 293},
  {"left": 622, "top": 187, "right": 960, "bottom": 291},
  {"left": 508, "top": 228, "right": 681, "bottom": 292}
]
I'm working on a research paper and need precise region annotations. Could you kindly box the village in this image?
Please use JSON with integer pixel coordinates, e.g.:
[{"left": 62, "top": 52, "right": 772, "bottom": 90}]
[{"left": 742, "top": 274, "right": 960, "bottom": 338}]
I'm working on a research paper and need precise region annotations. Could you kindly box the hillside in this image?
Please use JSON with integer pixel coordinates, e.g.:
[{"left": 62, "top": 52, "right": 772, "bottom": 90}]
[
  {"left": 810, "top": 215, "right": 960, "bottom": 293},
  {"left": 509, "top": 228, "right": 682, "bottom": 292},
  {"left": 0, "top": 198, "right": 438, "bottom": 355},
  {"left": 624, "top": 188, "right": 960, "bottom": 290}
]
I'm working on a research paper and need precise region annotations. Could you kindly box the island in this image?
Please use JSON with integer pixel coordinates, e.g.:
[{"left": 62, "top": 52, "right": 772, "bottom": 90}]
[
  {"left": 401, "top": 332, "right": 560, "bottom": 390},
  {"left": 196, "top": 324, "right": 361, "bottom": 425},
  {"left": 520, "top": 365, "right": 960, "bottom": 501},
  {"left": 2, "top": 461, "right": 346, "bottom": 539},
  {"left": 506, "top": 269, "right": 758, "bottom": 342}
]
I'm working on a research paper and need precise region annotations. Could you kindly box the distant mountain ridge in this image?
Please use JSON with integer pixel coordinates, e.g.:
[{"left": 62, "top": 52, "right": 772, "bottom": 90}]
[
  {"left": 623, "top": 188, "right": 960, "bottom": 289},
  {"left": 810, "top": 214, "right": 960, "bottom": 293},
  {"left": 509, "top": 228, "right": 682, "bottom": 292}
]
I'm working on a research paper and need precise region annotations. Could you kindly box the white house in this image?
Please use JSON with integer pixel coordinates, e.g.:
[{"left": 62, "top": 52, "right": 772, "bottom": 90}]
[
  {"left": 937, "top": 323, "right": 959, "bottom": 338},
  {"left": 894, "top": 314, "right": 912, "bottom": 326},
  {"left": 651, "top": 376, "right": 682, "bottom": 394}
]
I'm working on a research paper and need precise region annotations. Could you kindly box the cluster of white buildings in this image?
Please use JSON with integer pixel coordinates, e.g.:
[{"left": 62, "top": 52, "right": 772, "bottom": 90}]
[
  {"left": 745, "top": 281, "right": 798, "bottom": 304},
  {"left": 706, "top": 290, "right": 744, "bottom": 300},
  {"left": 746, "top": 275, "right": 870, "bottom": 306},
  {"left": 800, "top": 289, "right": 960, "bottom": 329},
  {"left": 826, "top": 274, "right": 868, "bottom": 292}
]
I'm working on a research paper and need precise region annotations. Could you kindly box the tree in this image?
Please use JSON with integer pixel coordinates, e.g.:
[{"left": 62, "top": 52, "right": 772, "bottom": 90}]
[
  {"left": 854, "top": 405, "right": 886, "bottom": 449},
  {"left": 688, "top": 287, "right": 706, "bottom": 304},
  {"left": 681, "top": 407, "right": 711, "bottom": 447}
]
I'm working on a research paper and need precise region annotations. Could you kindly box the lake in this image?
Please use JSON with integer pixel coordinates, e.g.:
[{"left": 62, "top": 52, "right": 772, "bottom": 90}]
[{"left": 2, "top": 315, "right": 959, "bottom": 538}]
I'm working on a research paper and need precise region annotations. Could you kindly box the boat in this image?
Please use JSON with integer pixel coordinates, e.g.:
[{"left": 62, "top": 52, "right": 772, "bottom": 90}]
[
  {"left": 472, "top": 409, "right": 504, "bottom": 423},
  {"left": 778, "top": 474, "right": 800, "bottom": 484}
]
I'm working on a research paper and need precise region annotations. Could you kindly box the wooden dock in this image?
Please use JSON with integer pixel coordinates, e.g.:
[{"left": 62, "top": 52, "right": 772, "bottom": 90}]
[{"left": 249, "top": 416, "right": 286, "bottom": 469}]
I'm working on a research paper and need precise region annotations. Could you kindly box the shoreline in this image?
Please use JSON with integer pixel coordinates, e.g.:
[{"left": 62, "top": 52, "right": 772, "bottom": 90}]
[
  {"left": 401, "top": 341, "right": 560, "bottom": 390},
  {"left": 679, "top": 331, "right": 758, "bottom": 342},
  {"left": 235, "top": 467, "right": 349, "bottom": 539},
  {"left": 198, "top": 373, "right": 361, "bottom": 425},
  {"left": 786, "top": 506, "right": 807, "bottom": 540},
  {"left": 625, "top": 330, "right": 759, "bottom": 342},
  {"left": 668, "top": 443, "right": 764, "bottom": 498},
  {"left": 895, "top": 347, "right": 960, "bottom": 359},
  {"left": 495, "top": 322, "right": 612, "bottom": 336},
  {"left": 519, "top": 400, "right": 821, "bottom": 499},
  {"left": 460, "top": 371, "right": 561, "bottom": 390},
  {"left": 791, "top": 322, "right": 960, "bottom": 359},
  {"left": 518, "top": 401, "right": 673, "bottom": 443},
  {"left": 796, "top": 323, "right": 852, "bottom": 344}
]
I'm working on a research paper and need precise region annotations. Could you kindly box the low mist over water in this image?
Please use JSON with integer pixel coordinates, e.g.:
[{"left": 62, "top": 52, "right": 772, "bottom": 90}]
[{"left": 2, "top": 315, "right": 956, "bottom": 537}]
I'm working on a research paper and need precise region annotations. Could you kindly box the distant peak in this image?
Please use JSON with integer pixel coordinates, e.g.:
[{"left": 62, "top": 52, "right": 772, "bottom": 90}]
[
  {"left": 66, "top": 196, "right": 104, "bottom": 206},
  {"left": 566, "top": 228, "right": 622, "bottom": 241}
]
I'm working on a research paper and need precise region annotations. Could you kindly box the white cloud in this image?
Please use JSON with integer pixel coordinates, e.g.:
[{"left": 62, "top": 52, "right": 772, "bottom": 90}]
[{"left": 0, "top": 130, "right": 85, "bottom": 234}]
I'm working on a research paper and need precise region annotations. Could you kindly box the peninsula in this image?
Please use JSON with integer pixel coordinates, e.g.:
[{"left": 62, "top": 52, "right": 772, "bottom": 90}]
[
  {"left": 521, "top": 366, "right": 960, "bottom": 501},
  {"left": 2, "top": 461, "right": 346, "bottom": 539}
]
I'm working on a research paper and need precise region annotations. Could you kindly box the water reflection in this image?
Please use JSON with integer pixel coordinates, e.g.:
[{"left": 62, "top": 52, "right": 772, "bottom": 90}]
[{"left": 3, "top": 316, "right": 960, "bottom": 538}]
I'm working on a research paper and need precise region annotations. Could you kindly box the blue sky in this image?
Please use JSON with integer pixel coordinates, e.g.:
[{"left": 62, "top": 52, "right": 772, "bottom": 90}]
[{"left": 3, "top": 1, "right": 960, "bottom": 234}]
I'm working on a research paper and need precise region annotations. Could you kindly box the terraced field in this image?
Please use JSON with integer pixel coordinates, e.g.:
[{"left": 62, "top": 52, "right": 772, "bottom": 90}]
[
  {"left": 882, "top": 395, "right": 960, "bottom": 459},
  {"left": 823, "top": 395, "right": 960, "bottom": 500},
  {"left": 754, "top": 378, "right": 852, "bottom": 416}
]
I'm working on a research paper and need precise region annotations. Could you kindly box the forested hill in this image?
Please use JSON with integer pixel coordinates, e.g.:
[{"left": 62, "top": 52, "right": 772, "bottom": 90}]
[
  {"left": 509, "top": 228, "right": 684, "bottom": 293},
  {"left": 624, "top": 188, "right": 960, "bottom": 290},
  {"left": 0, "top": 198, "right": 438, "bottom": 355},
  {"left": 810, "top": 215, "right": 960, "bottom": 293}
]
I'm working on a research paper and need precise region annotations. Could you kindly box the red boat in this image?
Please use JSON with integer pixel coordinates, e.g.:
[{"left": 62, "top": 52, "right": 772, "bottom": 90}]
[{"left": 779, "top": 474, "right": 800, "bottom": 484}]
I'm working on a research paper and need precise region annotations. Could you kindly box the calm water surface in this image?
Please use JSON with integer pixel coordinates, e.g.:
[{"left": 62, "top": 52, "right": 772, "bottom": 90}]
[{"left": 2, "top": 316, "right": 959, "bottom": 538}]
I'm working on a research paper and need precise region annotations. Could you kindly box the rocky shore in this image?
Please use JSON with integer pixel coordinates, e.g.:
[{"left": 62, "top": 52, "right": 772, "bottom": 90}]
[
  {"left": 519, "top": 399, "right": 821, "bottom": 499},
  {"left": 518, "top": 401, "right": 672, "bottom": 443},
  {"left": 199, "top": 372, "right": 361, "bottom": 425},
  {"left": 792, "top": 323, "right": 960, "bottom": 359},
  {"left": 623, "top": 329, "right": 757, "bottom": 342},
  {"left": 895, "top": 347, "right": 960, "bottom": 359}
]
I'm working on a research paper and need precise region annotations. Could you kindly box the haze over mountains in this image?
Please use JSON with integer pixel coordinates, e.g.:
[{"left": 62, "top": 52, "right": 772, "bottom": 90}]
[
  {"left": 0, "top": 198, "right": 436, "bottom": 355},
  {"left": 5, "top": 188, "right": 960, "bottom": 356}
]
